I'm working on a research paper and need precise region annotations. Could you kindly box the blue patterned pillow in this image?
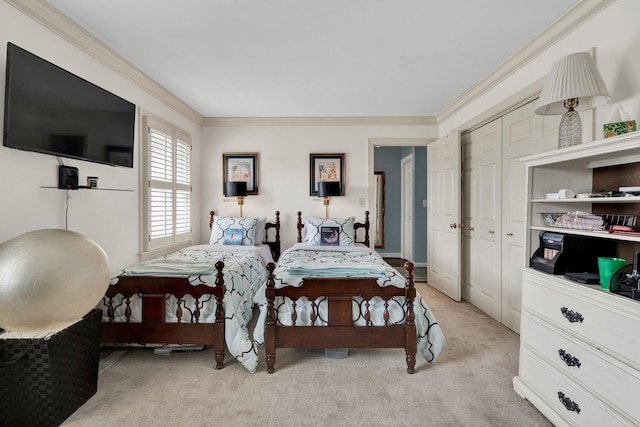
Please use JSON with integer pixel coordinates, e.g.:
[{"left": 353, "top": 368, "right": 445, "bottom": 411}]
[
  {"left": 304, "top": 217, "right": 355, "bottom": 246},
  {"left": 209, "top": 217, "right": 259, "bottom": 246}
]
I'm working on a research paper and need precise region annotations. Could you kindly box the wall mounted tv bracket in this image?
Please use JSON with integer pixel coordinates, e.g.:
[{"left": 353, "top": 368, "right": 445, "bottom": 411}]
[{"left": 58, "top": 165, "right": 79, "bottom": 189}]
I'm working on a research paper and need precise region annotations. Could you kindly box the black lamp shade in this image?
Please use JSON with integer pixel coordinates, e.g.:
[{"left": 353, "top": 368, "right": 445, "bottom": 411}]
[
  {"left": 318, "top": 181, "right": 341, "bottom": 197},
  {"left": 224, "top": 181, "right": 247, "bottom": 197}
]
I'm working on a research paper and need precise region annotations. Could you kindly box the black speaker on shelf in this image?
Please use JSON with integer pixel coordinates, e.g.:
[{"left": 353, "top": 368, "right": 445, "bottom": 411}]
[{"left": 58, "top": 165, "right": 79, "bottom": 189}]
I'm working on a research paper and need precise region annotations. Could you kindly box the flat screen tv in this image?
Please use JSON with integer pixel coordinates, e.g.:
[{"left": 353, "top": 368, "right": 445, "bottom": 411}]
[{"left": 3, "top": 42, "right": 136, "bottom": 167}]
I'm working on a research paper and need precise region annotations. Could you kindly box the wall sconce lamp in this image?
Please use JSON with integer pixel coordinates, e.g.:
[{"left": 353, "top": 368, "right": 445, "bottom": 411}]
[
  {"left": 318, "top": 181, "right": 341, "bottom": 218},
  {"left": 224, "top": 181, "right": 247, "bottom": 217},
  {"left": 535, "top": 51, "right": 610, "bottom": 149}
]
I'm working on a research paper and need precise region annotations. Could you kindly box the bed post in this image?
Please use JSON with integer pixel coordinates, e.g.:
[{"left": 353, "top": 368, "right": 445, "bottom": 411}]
[
  {"left": 404, "top": 261, "right": 417, "bottom": 374},
  {"left": 363, "top": 210, "right": 370, "bottom": 247},
  {"left": 209, "top": 210, "right": 216, "bottom": 229},
  {"left": 265, "top": 262, "right": 277, "bottom": 373},
  {"left": 274, "top": 211, "right": 281, "bottom": 242},
  {"left": 214, "top": 261, "right": 225, "bottom": 369},
  {"left": 296, "top": 211, "right": 303, "bottom": 243}
]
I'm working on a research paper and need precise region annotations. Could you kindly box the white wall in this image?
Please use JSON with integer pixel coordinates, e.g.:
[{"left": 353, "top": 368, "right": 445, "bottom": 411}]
[
  {"left": 201, "top": 124, "right": 437, "bottom": 250},
  {"left": 4, "top": 0, "right": 636, "bottom": 273},
  {"left": 440, "top": 0, "right": 640, "bottom": 137},
  {"left": 0, "top": 2, "right": 203, "bottom": 274}
]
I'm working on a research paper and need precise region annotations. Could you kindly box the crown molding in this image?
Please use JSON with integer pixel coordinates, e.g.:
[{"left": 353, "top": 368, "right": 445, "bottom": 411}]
[
  {"left": 8, "top": 0, "right": 613, "bottom": 129},
  {"left": 437, "top": 0, "right": 616, "bottom": 124},
  {"left": 6, "top": 0, "right": 204, "bottom": 124},
  {"left": 202, "top": 115, "right": 437, "bottom": 127}
]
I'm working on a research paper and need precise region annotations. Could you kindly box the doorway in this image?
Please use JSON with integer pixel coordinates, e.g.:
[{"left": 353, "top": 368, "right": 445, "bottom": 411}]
[
  {"left": 401, "top": 153, "right": 414, "bottom": 262},
  {"left": 370, "top": 139, "right": 429, "bottom": 267}
]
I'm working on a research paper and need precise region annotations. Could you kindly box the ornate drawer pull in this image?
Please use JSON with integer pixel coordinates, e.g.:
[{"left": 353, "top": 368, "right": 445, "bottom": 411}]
[
  {"left": 560, "top": 307, "right": 584, "bottom": 323},
  {"left": 558, "top": 391, "right": 581, "bottom": 414},
  {"left": 558, "top": 349, "right": 581, "bottom": 368}
]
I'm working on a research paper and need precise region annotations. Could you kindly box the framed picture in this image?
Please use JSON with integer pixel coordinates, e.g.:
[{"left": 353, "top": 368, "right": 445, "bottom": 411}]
[
  {"left": 223, "top": 153, "right": 259, "bottom": 195},
  {"left": 320, "top": 226, "right": 340, "bottom": 246},
  {"left": 309, "top": 153, "right": 345, "bottom": 196}
]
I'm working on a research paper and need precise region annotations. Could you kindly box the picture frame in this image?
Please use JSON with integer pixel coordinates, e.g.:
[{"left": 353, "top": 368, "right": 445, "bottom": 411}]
[
  {"left": 309, "top": 153, "right": 345, "bottom": 196},
  {"left": 320, "top": 226, "right": 340, "bottom": 246},
  {"left": 223, "top": 153, "right": 259, "bottom": 195}
]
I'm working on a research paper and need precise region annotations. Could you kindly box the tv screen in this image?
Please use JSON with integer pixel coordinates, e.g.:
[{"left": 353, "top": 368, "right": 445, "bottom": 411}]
[{"left": 3, "top": 42, "right": 136, "bottom": 167}]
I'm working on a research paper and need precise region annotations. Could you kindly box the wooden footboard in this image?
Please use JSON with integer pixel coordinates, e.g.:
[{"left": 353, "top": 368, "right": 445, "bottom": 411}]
[
  {"left": 265, "top": 262, "right": 417, "bottom": 373},
  {"left": 101, "top": 261, "right": 226, "bottom": 369}
]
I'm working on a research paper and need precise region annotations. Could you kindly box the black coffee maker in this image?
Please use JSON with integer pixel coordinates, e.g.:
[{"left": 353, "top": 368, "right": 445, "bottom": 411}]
[{"left": 530, "top": 231, "right": 614, "bottom": 275}]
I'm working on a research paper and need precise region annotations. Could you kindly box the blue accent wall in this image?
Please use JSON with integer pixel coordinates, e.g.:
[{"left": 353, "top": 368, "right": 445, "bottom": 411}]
[
  {"left": 374, "top": 146, "right": 427, "bottom": 264},
  {"left": 414, "top": 146, "right": 427, "bottom": 263},
  {"left": 374, "top": 146, "right": 401, "bottom": 255}
]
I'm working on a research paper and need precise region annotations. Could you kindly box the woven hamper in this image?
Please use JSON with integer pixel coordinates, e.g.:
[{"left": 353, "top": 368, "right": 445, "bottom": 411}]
[{"left": 0, "top": 309, "right": 102, "bottom": 427}]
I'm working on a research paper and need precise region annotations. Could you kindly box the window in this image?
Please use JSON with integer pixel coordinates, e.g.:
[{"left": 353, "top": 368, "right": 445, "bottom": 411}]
[{"left": 142, "top": 114, "right": 192, "bottom": 257}]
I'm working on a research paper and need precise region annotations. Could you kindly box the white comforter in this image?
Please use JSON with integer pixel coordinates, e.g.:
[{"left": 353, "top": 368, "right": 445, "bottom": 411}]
[
  {"left": 101, "top": 244, "right": 273, "bottom": 373},
  {"left": 253, "top": 244, "right": 445, "bottom": 363}
]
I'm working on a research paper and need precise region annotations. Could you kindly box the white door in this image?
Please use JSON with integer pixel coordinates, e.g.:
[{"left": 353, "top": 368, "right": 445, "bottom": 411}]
[
  {"left": 401, "top": 153, "right": 414, "bottom": 261},
  {"left": 427, "top": 132, "right": 461, "bottom": 301},
  {"left": 462, "top": 118, "right": 502, "bottom": 321},
  {"left": 500, "top": 101, "right": 558, "bottom": 332}
]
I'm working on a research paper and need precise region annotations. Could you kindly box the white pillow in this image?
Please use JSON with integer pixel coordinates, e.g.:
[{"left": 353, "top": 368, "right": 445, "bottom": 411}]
[
  {"left": 254, "top": 217, "right": 267, "bottom": 245},
  {"left": 209, "top": 216, "right": 260, "bottom": 246},
  {"left": 304, "top": 217, "right": 355, "bottom": 246}
]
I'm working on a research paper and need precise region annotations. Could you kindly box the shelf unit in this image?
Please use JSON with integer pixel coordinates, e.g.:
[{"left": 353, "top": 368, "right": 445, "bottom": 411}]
[{"left": 513, "top": 131, "right": 640, "bottom": 426}]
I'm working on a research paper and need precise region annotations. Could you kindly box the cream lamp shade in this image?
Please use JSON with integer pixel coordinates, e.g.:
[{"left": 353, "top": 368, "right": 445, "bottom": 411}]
[{"left": 535, "top": 52, "right": 610, "bottom": 149}]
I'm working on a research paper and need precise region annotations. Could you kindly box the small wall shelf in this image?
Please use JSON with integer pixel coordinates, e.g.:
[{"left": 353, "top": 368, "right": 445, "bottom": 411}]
[{"left": 41, "top": 186, "right": 134, "bottom": 192}]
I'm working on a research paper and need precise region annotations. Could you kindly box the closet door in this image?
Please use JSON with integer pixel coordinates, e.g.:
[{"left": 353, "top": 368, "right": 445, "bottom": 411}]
[
  {"left": 462, "top": 118, "right": 502, "bottom": 321},
  {"left": 500, "top": 101, "right": 557, "bottom": 332},
  {"left": 427, "top": 132, "right": 461, "bottom": 301}
]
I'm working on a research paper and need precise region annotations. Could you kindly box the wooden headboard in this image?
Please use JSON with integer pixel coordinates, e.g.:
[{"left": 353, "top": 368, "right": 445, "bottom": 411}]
[
  {"left": 296, "top": 211, "right": 369, "bottom": 247},
  {"left": 209, "top": 210, "right": 281, "bottom": 261}
]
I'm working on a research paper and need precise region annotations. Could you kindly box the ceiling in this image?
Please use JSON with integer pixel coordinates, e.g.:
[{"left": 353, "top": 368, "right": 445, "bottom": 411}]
[{"left": 46, "top": 0, "right": 579, "bottom": 119}]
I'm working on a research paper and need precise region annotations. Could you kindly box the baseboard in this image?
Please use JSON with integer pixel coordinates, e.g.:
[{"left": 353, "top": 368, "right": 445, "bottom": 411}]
[{"left": 378, "top": 252, "right": 401, "bottom": 258}]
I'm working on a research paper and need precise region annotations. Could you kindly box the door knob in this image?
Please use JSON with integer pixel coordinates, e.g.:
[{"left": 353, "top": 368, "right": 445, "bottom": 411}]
[
  {"left": 489, "top": 230, "right": 495, "bottom": 234},
  {"left": 449, "top": 223, "right": 457, "bottom": 229},
  {"left": 469, "top": 227, "right": 475, "bottom": 231},
  {"left": 506, "top": 232, "right": 513, "bottom": 237}
]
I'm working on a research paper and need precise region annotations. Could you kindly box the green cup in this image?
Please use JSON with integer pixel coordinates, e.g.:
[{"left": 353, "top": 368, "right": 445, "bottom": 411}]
[{"left": 597, "top": 257, "right": 626, "bottom": 291}]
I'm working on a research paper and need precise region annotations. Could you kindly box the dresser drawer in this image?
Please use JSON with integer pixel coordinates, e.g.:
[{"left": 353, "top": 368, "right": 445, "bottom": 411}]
[
  {"left": 521, "top": 313, "right": 640, "bottom": 422},
  {"left": 522, "top": 271, "right": 640, "bottom": 365},
  {"left": 519, "top": 348, "right": 628, "bottom": 427}
]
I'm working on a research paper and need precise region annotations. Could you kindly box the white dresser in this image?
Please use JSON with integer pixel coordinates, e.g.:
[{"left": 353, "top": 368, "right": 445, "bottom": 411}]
[{"left": 513, "top": 132, "right": 640, "bottom": 426}]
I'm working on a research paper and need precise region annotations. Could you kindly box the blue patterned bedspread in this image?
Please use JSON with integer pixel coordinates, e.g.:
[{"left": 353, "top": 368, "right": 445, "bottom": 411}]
[
  {"left": 253, "top": 244, "right": 445, "bottom": 363},
  {"left": 101, "top": 244, "right": 271, "bottom": 372}
]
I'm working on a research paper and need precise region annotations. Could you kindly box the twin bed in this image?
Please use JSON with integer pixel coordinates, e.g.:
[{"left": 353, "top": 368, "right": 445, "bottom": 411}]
[
  {"left": 100, "top": 211, "right": 280, "bottom": 373},
  {"left": 253, "top": 212, "right": 445, "bottom": 373},
  {"left": 100, "top": 210, "right": 444, "bottom": 374}
]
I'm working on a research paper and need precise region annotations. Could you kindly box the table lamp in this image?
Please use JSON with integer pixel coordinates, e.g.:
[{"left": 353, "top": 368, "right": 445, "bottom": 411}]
[
  {"left": 535, "top": 52, "right": 610, "bottom": 149},
  {"left": 318, "top": 181, "right": 341, "bottom": 218},
  {"left": 224, "top": 181, "right": 247, "bottom": 217}
]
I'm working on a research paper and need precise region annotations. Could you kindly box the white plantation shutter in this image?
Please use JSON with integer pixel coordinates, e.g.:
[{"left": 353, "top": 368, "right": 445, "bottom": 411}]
[
  {"left": 143, "top": 115, "right": 192, "bottom": 252},
  {"left": 174, "top": 134, "right": 191, "bottom": 240}
]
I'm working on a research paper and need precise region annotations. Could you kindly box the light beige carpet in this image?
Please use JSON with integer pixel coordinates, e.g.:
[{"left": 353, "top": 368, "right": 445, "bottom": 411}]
[{"left": 63, "top": 284, "right": 550, "bottom": 427}]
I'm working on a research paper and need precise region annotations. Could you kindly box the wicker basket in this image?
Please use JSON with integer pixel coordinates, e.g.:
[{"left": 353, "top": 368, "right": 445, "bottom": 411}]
[
  {"left": 541, "top": 212, "right": 605, "bottom": 230},
  {"left": 0, "top": 309, "right": 101, "bottom": 426}
]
